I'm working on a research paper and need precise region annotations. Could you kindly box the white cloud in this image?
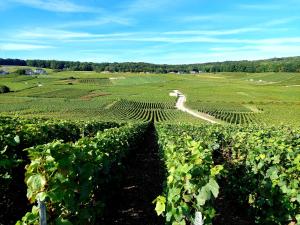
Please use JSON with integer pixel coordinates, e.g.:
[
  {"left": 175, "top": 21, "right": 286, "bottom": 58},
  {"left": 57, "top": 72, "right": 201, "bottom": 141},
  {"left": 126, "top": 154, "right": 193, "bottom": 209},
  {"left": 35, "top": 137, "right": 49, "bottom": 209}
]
[
  {"left": 211, "top": 44, "right": 300, "bottom": 54},
  {"left": 149, "top": 45, "right": 300, "bottom": 64},
  {"left": 122, "top": 0, "right": 179, "bottom": 13},
  {"left": 9, "top": 0, "right": 99, "bottom": 13},
  {"left": 263, "top": 17, "right": 299, "bottom": 26},
  {"left": 57, "top": 35, "right": 226, "bottom": 44},
  {"left": 250, "top": 37, "right": 300, "bottom": 45},
  {"left": 61, "top": 35, "right": 300, "bottom": 45},
  {"left": 163, "top": 28, "right": 263, "bottom": 36},
  {"left": 0, "top": 43, "right": 53, "bottom": 51},
  {"left": 17, "top": 28, "right": 135, "bottom": 40},
  {"left": 10, "top": 27, "right": 300, "bottom": 46},
  {"left": 58, "top": 16, "right": 133, "bottom": 28},
  {"left": 181, "top": 15, "right": 231, "bottom": 22},
  {"left": 180, "top": 15, "right": 297, "bottom": 30},
  {"left": 238, "top": 3, "right": 282, "bottom": 10},
  {"left": 18, "top": 29, "right": 94, "bottom": 39}
]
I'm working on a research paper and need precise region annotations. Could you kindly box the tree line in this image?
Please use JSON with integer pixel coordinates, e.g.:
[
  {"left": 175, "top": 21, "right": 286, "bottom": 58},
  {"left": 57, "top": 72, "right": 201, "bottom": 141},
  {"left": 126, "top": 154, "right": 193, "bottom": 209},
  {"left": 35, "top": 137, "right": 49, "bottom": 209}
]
[{"left": 1, "top": 57, "right": 300, "bottom": 73}]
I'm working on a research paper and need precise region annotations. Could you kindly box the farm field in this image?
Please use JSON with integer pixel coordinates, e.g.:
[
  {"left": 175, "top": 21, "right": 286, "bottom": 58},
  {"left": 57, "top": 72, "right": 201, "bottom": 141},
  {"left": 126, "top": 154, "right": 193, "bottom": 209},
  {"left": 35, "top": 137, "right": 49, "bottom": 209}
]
[
  {"left": 0, "top": 68, "right": 300, "bottom": 225},
  {"left": 2, "top": 0, "right": 300, "bottom": 223},
  {"left": 0, "top": 67, "right": 299, "bottom": 126},
  {"left": 1, "top": 117, "right": 299, "bottom": 225}
]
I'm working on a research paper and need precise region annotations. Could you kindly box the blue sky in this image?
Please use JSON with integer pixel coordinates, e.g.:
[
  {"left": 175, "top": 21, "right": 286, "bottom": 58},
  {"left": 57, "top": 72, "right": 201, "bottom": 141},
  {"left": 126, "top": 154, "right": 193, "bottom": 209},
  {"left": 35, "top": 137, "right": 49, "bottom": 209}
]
[{"left": 0, "top": 0, "right": 300, "bottom": 64}]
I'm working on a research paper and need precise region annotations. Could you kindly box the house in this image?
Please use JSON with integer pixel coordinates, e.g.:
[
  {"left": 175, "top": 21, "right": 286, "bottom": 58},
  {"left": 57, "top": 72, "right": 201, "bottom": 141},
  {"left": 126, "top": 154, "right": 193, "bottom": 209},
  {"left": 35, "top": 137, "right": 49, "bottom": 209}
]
[
  {"left": 101, "top": 71, "right": 111, "bottom": 74},
  {"left": 0, "top": 70, "right": 9, "bottom": 75},
  {"left": 25, "top": 69, "right": 34, "bottom": 75},
  {"left": 34, "top": 68, "right": 47, "bottom": 75}
]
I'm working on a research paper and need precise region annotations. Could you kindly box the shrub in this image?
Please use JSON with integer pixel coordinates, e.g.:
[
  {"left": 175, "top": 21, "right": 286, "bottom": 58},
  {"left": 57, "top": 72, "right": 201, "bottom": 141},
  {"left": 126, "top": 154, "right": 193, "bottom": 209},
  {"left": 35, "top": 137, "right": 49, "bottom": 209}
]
[
  {"left": 0, "top": 85, "right": 10, "bottom": 93},
  {"left": 15, "top": 69, "right": 26, "bottom": 75}
]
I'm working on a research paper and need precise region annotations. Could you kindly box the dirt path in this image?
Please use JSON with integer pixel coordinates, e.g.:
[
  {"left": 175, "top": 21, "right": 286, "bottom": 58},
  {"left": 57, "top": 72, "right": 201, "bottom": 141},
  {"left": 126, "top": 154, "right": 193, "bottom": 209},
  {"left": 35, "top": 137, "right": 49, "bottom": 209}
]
[
  {"left": 243, "top": 104, "right": 261, "bottom": 113},
  {"left": 285, "top": 84, "right": 300, "bottom": 87},
  {"left": 105, "top": 100, "right": 118, "bottom": 109},
  {"left": 101, "top": 124, "right": 164, "bottom": 225},
  {"left": 171, "top": 90, "right": 220, "bottom": 124}
]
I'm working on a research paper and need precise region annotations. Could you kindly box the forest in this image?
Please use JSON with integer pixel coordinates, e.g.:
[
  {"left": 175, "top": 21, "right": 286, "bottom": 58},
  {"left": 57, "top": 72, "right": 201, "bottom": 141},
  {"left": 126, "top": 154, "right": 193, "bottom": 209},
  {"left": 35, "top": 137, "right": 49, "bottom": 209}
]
[{"left": 1, "top": 56, "right": 300, "bottom": 73}]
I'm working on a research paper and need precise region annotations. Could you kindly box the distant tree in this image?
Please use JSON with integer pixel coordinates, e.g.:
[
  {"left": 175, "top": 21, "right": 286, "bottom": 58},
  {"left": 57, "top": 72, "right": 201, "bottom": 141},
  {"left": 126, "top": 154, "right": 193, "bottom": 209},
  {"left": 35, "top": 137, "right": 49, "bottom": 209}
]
[
  {"left": 1, "top": 56, "right": 300, "bottom": 73},
  {"left": 0, "top": 58, "right": 26, "bottom": 66},
  {"left": 15, "top": 69, "right": 26, "bottom": 75},
  {"left": 0, "top": 85, "right": 10, "bottom": 93}
]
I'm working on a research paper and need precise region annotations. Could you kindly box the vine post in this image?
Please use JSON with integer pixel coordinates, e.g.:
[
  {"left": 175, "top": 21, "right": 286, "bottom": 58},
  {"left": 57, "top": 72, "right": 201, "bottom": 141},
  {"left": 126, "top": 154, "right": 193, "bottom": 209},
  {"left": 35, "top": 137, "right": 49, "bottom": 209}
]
[{"left": 38, "top": 199, "right": 47, "bottom": 225}]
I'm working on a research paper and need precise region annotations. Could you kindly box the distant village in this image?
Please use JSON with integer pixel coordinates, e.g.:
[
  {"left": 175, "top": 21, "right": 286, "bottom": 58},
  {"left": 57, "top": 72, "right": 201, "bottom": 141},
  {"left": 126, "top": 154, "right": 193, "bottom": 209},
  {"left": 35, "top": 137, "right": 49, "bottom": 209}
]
[
  {"left": 0, "top": 68, "right": 47, "bottom": 75},
  {"left": 168, "top": 70, "right": 204, "bottom": 74},
  {"left": 0, "top": 67, "right": 204, "bottom": 75},
  {"left": 100, "top": 70, "right": 204, "bottom": 75}
]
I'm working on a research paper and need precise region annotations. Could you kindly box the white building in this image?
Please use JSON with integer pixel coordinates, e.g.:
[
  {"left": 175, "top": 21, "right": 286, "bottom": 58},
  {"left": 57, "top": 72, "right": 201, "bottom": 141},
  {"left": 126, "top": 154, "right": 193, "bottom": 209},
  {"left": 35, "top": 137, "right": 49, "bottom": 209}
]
[
  {"left": 0, "top": 70, "right": 9, "bottom": 75},
  {"left": 25, "top": 69, "right": 34, "bottom": 75},
  {"left": 34, "top": 68, "right": 47, "bottom": 75}
]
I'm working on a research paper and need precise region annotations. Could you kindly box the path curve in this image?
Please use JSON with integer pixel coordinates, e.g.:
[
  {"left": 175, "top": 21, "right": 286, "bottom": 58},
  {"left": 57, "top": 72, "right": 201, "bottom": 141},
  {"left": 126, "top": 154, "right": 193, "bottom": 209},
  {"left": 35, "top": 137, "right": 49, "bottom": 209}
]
[{"left": 170, "top": 90, "right": 219, "bottom": 124}]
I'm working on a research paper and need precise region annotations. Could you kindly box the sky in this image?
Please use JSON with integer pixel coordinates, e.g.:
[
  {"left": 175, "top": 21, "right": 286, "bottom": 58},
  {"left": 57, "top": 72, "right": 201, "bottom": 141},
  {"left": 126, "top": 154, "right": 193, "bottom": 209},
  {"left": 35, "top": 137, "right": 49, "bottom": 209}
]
[{"left": 0, "top": 0, "right": 300, "bottom": 64}]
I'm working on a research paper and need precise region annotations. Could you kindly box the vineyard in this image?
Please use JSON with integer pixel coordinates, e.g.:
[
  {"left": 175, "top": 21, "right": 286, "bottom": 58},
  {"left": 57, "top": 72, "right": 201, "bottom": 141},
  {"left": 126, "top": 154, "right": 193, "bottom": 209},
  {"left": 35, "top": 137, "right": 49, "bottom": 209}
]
[
  {"left": 189, "top": 101, "right": 262, "bottom": 124},
  {"left": 0, "top": 70, "right": 299, "bottom": 225},
  {"left": 0, "top": 117, "right": 123, "bottom": 225},
  {"left": 0, "top": 70, "right": 299, "bottom": 126},
  {"left": 154, "top": 124, "right": 300, "bottom": 225},
  {"left": 105, "top": 99, "right": 202, "bottom": 123},
  {"left": 78, "top": 78, "right": 111, "bottom": 85},
  {"left": 1, "top": 116, "right": 299, "bottom": 225}
]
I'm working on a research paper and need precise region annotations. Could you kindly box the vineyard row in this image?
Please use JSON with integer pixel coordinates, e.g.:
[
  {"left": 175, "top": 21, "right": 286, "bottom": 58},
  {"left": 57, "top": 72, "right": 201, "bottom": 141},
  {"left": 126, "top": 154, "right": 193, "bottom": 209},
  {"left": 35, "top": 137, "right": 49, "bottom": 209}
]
[{"left": 0, "top": 117, "right": 299, "bottom": 225}]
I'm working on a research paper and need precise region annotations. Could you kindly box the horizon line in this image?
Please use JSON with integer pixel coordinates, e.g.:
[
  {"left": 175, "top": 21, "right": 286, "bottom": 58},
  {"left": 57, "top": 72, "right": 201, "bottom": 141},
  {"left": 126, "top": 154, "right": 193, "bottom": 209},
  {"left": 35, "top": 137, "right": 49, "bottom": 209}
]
[{"left": 1, "top": 55, "right": 299, "bottom": 66}]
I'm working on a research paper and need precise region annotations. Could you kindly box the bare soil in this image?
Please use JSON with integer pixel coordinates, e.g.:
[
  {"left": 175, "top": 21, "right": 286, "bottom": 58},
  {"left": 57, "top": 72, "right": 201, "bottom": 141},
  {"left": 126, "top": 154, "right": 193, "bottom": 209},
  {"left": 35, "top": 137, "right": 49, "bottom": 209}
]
[{"left": 101, "top": 124, "right": 165, "bottom": 225}]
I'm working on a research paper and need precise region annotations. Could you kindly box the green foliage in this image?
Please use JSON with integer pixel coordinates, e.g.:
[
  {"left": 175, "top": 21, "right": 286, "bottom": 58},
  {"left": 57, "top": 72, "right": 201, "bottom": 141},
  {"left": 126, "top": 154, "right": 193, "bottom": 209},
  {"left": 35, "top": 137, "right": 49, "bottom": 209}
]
[
  {"left": 193, "top": 101, "right": 261, "bottom": 124},
  {"left": 18, "top": 123, "right": 147, "bottom": 225},
  {"left": 0, "top": 111, "right": 300, "bottom": 225},
  {"left": 0, "top": 68, "right": 299, "bottom": 125},
  {"left": 16, "top": 206, "right": 39, "bottom": 225},
  {"left": 226, "top": 127, "right": 300, "bottom": 224},
  {"left": 0, "top": 58, "right": 26, "bottom": 66},
  {"left": 155, "top": 125, "right": 224, "bottom": 225},
  {"left": 0, "top": 116, "right": 123, "bottom": 224},
  {"left": 3, "top": 56, "right": 300, "bottom": 73},
  {"left": 156, "top": 124, "right": 300, "bottom": 225},
  {"left": 107, "top": 99, "right": 177, "bottom": 122},
  {"left": 0, "top": 116, "right": 122, "bottom": 180},
  {"left": 15, "top": 69, "right": 27, "bottom": 75},
  {"left": 78, "top": 78, "right": 111, "bottom": 85},
  {"left": 0, "top": 85, "right": 10, "bottom": 93}
]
